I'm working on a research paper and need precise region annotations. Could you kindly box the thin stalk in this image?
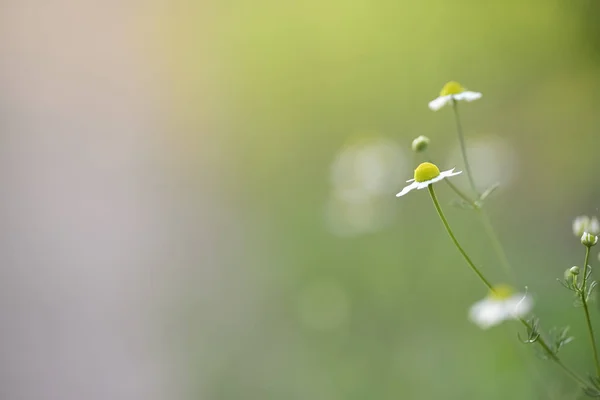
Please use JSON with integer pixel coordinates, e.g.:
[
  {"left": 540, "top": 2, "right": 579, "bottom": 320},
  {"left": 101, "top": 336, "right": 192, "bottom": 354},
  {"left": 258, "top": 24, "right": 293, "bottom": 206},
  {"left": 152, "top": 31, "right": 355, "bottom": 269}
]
[
  {"left": 451, "top": 100, "right": 478, "bottom": 195},
  {"left": 518, "top": 318, "right": 587, "bottom": 387},
  {"left": 427, "top": 185, "right": 493, "bottom": 290},
  {"left": 444, "top": 179, "right": 473, "bottom": 205},
  {"left": 476, "top": 209, "right": 513, "bottom": 278},
  {"left": 443, "top": 179, "right": 513, "bottom": 278},
  {"left": 449, "top": 103, "right": 513, "bottom": 275},
  {"left": 581, "top": 246, "right": 600, "bottom": 378}
]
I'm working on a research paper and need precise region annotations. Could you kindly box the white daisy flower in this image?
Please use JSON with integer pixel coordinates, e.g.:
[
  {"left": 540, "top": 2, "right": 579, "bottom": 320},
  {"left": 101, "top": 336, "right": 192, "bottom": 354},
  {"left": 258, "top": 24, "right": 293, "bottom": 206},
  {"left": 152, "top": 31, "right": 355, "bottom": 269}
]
[
  {"left": 428, "top": 81, "right": 482, "bottom": 111},
  {"left": 469, "top": 285, "right": 533, "bottom": 330},
  {"left": 396, "top": 162, "right": 461, "bottom": 197}
]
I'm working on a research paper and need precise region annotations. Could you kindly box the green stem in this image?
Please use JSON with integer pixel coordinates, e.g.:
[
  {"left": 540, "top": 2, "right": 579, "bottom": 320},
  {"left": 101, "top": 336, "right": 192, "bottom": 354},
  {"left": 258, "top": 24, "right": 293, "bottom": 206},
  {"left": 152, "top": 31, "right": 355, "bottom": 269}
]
[
  {"left": 443, "top": 180, "right": 513, "bottom": 278},
  {"left": 476, "top": 209, "right": 513, "bottom": 278},
  {"left": 581, "top": 246, "right": 600, "bottom": 378},
  {"left": 518, "top": 318, "right": 587, "bottom": 387},
  {"left": 427, "top": 185, "right": 493, "bottom": 290},
  {"left": 444, "top": 179, "right": 473, "bottom": 205},
  {"left": 452, "top": 100, "right": 478, "bottom": 196}
]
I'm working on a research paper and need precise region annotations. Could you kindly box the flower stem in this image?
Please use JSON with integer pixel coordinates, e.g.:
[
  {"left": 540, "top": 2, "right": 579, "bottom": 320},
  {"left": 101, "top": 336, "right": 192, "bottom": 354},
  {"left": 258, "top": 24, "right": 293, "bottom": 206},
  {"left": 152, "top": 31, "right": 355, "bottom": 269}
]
[
  {"left": 444, "top": 179, "right": 473, "bottom": 205},
  {"left": 443, "top": 180, "right": 514, "bottom": 278},
  {"left": 476, "top": 209, "right": 513, "bottom": 278},
  {"left": 518, "top": 318, "right": 587, "bottom": 387},
  {"left": 451, "top": 100, "right": 478, "bottom": 196},
  {"left": 427, "top": 185, "right": 493, "bottom": 291},
  {"left": 581, "top": 246, "right": 600, "bottom": 378}
]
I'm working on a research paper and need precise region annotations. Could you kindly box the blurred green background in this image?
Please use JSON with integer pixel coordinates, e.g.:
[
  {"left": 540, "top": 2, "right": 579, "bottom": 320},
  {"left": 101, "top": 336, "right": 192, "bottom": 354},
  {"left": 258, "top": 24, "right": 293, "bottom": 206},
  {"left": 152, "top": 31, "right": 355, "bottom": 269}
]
[{"left": 172, "top": 1, "right": 600, "bottom": 399}]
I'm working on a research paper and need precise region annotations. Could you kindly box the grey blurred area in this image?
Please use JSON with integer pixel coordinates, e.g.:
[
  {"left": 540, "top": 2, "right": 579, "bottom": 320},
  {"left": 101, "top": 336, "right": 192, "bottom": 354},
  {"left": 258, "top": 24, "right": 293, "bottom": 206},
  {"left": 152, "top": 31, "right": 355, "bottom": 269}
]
[{"left": 0, "top": 1, "right": 231, "bottom": 399}]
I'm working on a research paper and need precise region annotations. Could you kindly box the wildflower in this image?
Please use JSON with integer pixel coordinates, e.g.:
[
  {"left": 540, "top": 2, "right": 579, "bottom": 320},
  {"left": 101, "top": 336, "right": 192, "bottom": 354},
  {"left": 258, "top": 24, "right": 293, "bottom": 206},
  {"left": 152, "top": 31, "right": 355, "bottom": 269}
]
[
  {"left": 581, "top": 232, "right": 598, "bottom": 247},
  {"left": 469, "top": 285, "right": 533, "bottom": 329},
  {"left": 428, "top": 81, "right": 482, "bottom": 111},
  {"left": 395, "top": 162, "right": 461, "bottom": 197},
  {"left": 411, "top": 135, "right": 430, "bottom": 153}
]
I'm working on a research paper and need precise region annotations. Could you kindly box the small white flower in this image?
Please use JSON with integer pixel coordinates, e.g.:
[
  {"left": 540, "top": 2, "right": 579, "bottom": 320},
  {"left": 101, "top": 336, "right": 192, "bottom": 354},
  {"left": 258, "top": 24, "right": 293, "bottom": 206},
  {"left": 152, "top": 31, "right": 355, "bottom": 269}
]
[
  {"left": 469, "top": 285, "right": 533, "bottom": 330},
  {"left": 396, "top": 162, "right": 461, "bottom": 197},
  {"left": 581, "top": 231, "right": 598, "bottom": 247},
  {"left": 428, "top": 81, "right": 482, "bottom": 111}
]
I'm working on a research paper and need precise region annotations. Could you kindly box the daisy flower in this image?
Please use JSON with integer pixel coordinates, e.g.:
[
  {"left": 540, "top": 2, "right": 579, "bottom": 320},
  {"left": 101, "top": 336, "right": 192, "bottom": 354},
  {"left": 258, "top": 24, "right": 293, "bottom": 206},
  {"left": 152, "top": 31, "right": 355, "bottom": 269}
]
[
  {"left": 428, "top": 81, "right": 482, "bottom": 111},
  {"left": 396, "top": 162, "right": 461, "bottom": 197},
  {"left": 468, "top": 285, "right": 533, "bottom": 330}
]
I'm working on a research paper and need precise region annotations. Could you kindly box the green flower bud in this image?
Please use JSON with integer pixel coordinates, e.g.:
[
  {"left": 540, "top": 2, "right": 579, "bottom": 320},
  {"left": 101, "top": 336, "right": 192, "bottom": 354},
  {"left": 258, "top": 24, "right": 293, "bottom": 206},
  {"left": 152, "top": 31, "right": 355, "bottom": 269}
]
[
  {"left": 569, "top": 266, "right": 580, "bottom": 276},
  {"left": 581, "top": 232, "right": 598, "bottom": 247},
  {"left": 411, "top": 135, "right": 430, "bottom": 153},
  {"left": 564, "top": 266, "right": 580, "bottom": 281}
]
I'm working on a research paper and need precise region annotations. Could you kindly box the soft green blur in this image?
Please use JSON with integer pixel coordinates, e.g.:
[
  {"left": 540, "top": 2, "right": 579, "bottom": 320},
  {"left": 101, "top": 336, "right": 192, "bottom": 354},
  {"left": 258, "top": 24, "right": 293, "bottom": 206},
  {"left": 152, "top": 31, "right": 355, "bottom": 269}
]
[{"left": 170, "top": 1, "right": 600, "bottom": 398}]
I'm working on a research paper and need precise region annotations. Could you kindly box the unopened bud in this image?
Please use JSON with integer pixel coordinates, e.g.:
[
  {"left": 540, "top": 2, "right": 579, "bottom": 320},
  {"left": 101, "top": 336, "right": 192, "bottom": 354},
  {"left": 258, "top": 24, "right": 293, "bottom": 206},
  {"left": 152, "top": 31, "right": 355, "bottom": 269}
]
[
  {"left": 411, "top": 135, "right": 430, "bottom": 153},
  {"left": 564, "top": 266, "right": 580, "bottom": 280},
  {"left": 581, "top": 232, "right": 598, "bottom": 247},
  {"left": 569, "top": 266, "right": 580, "bottom": 275}
]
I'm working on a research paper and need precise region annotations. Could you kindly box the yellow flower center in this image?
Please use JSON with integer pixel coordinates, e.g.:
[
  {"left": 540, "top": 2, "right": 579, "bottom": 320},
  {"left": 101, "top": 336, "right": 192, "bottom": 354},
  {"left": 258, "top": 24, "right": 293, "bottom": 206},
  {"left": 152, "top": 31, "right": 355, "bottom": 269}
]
[
  {"left": 489, "top": 284, "right": 514, "bottom": 300},
  {"left": 440, "top": 81, "right": 465, "bottom": 96},
  {"left": 414, "top": 162, "right": 440, "bottom": 183}
]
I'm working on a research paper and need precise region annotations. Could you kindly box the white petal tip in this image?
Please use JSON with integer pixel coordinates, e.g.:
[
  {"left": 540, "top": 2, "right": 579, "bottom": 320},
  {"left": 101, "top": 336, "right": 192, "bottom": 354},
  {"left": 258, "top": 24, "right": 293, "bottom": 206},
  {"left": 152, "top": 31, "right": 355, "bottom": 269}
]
[{"left": 428, "top": 95, "right": 451, "bottom": 111}]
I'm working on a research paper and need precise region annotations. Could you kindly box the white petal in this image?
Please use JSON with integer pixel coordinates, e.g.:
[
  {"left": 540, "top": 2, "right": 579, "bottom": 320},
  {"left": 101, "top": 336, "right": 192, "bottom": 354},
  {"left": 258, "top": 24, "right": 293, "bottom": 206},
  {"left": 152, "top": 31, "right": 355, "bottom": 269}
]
[
  {"left": 469, "top": 299, "right": 507, "bottom": 329},
  {"left": 428, "top": 95, "right": 452, "bottom": 111},
  {"left": 406, "top": 178, "right": 415, "bottom": 183},
  {"left": 439, "top": 168, "right": 462, "bottom": 178},
  {"left": 425, "top": 174, "right": 446, "bottom": 185},
  {"left": 395, "top": 181, "right": 419, "bottom": 197},
  {"left": 454, "top": 91, "right": 482, "bottom": 102},
  {"left": 505, "top": 294, "right": 533, "bottom": 319}
]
